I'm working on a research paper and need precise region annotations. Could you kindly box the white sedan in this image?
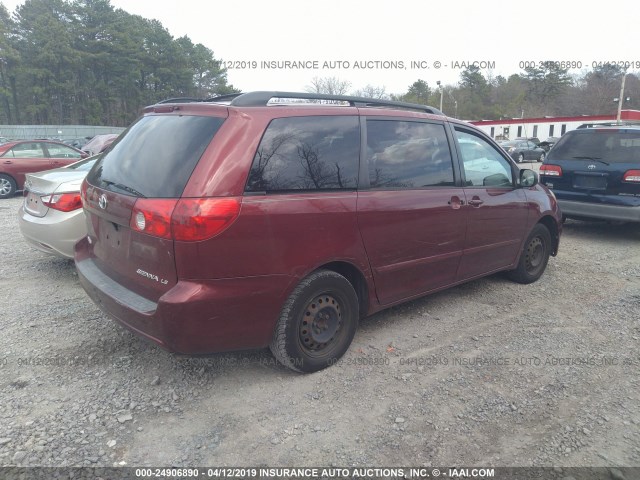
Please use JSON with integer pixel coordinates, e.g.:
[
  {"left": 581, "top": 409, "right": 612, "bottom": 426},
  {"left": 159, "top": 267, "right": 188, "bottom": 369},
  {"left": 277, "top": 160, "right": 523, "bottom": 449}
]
[{"left": 18, "top": 156, "right": 97, "bottom": 259}]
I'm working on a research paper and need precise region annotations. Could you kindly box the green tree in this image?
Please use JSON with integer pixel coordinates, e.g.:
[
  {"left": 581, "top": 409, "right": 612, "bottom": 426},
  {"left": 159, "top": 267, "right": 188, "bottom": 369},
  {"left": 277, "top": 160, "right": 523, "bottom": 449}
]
[
  {"left": 12, "top": 0, "right": 80, "bottom": 123},
  {"left": 1, "top": 0, "right": 237, "bottom": 126},
  {"left": 397, "top": 79, "right": 430, "bottom": 104},
  {"left": 0, "top": 4, "right": 20, "bottom": 123},
  {"left": 521, "top": 61, "right": 573, "bottom": 115}
]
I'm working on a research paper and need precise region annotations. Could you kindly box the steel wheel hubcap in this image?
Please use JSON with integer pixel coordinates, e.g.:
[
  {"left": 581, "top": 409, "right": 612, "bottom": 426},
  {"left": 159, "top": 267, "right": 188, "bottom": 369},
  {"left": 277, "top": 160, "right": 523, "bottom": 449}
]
[
  {"left": 300, "top": 294, "right": 342, "bottom": 352},
  {"left": 525, "top": 237, "right": 544, "bottom": 272}
]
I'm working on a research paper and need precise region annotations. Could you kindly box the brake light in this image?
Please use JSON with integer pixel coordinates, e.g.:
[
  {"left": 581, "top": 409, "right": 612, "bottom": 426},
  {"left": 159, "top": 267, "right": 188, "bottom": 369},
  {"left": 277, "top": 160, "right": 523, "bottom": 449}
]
[
  {"left": 130, "top": 197, "right": 241, "bottom": 241},
  {"left": 623, "top": 169, "right": 640, "bottom": 183},
  {"left": 130, "top": 199, "right": 177, "bottom": 239},
  {"left": 41, "top": 192, "right": 83, "bottom": 212},
  {"left": 540, "top": 165, "right": 562, "bottom": 177},
  {"left": 172, "top": 198, "right": 241, "bottom": 241}
]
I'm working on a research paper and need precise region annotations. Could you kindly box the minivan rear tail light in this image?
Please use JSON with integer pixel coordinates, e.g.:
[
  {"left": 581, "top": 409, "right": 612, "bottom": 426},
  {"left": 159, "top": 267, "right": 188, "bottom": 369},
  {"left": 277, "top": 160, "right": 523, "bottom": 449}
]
[
  {"left": 172, "top": 198, "right": 241, "bottom": 241},
  {"left": 130, "top": 199, "right": 178, "bottom": 239},
  {"left": 623, "top": 170, "right": 640, "bottom": 183},
  {"left": 540, "top": 165, "right": 562, "bottom": 177},
  {"left": 130, "top": 197, "right": 241, "bottom": 241},
  {"left": 42, "top": 193, "right": 83, "bottom": 212},
  {"left": 80, "top": 179, "right": 88, "bottom": 206}
]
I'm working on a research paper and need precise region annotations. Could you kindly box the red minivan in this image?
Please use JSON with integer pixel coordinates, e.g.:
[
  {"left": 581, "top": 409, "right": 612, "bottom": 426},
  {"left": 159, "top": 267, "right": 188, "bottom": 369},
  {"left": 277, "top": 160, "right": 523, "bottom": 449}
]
[{"left": 75, "top": 92, "right": 562, "bottom": 372}]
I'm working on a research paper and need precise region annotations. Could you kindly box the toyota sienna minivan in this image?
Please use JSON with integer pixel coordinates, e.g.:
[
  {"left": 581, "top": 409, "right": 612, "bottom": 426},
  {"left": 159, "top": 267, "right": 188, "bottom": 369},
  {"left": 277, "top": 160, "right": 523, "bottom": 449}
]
[{"left": 75, "top": 91, "right": 562, "bottom": 372}]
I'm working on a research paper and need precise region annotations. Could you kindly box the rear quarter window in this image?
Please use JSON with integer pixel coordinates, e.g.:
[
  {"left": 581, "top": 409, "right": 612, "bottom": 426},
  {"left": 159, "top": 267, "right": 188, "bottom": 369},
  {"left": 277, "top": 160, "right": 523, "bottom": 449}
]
[
  {"left": 87, "top": 115, "right": 224, "bottom": 198},
  {"left": 245, "top": 116, "right": 360, "bottom": 192}
]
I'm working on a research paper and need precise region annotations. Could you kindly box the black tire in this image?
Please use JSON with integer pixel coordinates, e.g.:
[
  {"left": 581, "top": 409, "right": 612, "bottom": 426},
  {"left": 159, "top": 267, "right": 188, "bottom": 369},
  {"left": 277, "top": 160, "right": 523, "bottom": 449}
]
[
  {"left": 517, "top": 153, "right": 524, "bottom": 163},
  {"left": 507, "top": 224, "right": 551, "bottom": 284},
  {"left": 539, "top": 152, "right": 545, "bottom": 162},
  {"left": 0, "top": 174, "right": 17, "bottom": 199},
  {"left": 270, "top": 270, "right": 359, "bottom": 373}
]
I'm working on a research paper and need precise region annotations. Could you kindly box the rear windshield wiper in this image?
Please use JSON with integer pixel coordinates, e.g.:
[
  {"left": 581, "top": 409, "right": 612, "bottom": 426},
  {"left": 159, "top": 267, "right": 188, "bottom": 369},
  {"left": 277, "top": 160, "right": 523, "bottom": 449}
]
[
  {"left": 572, "top": 156, "right": 610, "bottom": 165},
  {"left": 101, "top": 179, "right": 146, "bottom": 198}
]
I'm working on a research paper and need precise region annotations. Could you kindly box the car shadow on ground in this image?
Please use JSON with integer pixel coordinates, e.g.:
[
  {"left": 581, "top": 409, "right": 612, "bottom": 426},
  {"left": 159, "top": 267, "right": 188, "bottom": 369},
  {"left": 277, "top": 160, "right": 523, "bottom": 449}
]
[{"left": 562, "top": 219, "right": 640, "bottom": 240}]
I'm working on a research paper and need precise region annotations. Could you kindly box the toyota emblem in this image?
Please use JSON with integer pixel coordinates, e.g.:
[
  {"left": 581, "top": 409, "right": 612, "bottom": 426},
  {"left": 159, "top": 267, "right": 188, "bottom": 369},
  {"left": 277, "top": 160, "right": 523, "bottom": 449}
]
[
  {"left": 587, "top": 164, "right": 596, "bottom": 170},
  {"left": 98, "top": 194, "right": 108, "bottom": 209}
]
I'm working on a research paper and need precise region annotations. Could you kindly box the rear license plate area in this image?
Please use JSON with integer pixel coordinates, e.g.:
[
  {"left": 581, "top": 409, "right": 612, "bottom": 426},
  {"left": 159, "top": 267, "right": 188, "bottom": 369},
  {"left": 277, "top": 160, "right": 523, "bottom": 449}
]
[
  {"left": 24, "top": 191, "right": 46, "bottom": 217},
  {"left": 573, "top": 174, "right": 607, "bottom": 190}
]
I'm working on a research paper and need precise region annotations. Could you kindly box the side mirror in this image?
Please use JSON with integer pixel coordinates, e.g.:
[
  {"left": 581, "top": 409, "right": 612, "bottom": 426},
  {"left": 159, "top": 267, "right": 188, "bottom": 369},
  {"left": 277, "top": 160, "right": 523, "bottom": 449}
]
[{"left": 520, "top": 168, "right": 538, "bottom": 187}]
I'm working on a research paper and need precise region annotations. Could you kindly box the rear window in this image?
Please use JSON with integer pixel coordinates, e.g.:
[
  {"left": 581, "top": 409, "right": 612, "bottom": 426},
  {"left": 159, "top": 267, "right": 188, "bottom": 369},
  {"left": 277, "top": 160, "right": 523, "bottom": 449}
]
[
  {"left": 67, "top": 156, "right": 99, "bottom": 171},
  {"left": 245, "top": 116, "right": 360, "bottom": 192},
  {"left": 549, "top": 130, "right": 640, "bottom": 163},
  {"left": 87, "top": 115, "right": 224, "bottom": 198}
]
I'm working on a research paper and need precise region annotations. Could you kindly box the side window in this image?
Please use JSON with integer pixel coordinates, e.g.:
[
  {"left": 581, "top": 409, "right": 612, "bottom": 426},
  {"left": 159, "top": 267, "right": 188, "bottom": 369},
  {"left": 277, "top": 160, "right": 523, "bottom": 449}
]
[
  {"left": 456, "top": 129, "right": 513, "bottom": 187},
  {"left": 8, "top": 142, "right": 46, "bottom": 158},
  {"left": 246, "top": 116, "right": 359, "bottom": 192},
  {"left": 47, "top": 143, "right": 83, "bottom": 159},
  {"left": 366, "top": 120, "right": 454, "bottom": 189}
]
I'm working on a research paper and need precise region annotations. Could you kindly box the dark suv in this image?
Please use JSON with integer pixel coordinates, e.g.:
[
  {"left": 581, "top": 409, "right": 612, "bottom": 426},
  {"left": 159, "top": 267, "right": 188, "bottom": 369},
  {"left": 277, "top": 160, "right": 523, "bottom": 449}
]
[
  {"left": 75, "top": 91, "right": 562, "bottom": 372},
  {"left": 540, "top": 126, "right": 640, "bottom": 222}
]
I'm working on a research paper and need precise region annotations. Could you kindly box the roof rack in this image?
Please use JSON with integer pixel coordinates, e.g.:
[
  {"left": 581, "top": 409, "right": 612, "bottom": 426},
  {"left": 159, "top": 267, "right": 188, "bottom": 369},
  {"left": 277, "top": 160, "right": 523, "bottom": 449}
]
[
  {"left": 157, "top": 93, "right": 243, "bottom": 105},
  {"left": 228, "top": 91, "right": 443, "bottom": 115}
]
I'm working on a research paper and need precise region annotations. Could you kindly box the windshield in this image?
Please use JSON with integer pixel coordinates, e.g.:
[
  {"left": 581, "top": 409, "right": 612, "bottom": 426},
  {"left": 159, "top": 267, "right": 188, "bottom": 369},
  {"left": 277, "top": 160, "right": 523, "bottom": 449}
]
[{"left": 86, "top": 115, "right": 225, "bottom": 198}]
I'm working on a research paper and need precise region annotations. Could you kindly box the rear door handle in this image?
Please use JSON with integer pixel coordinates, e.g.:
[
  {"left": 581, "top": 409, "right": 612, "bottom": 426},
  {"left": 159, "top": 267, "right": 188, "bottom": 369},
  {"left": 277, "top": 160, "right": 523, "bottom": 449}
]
[
  {"left": 3, "top": 160, "right": 11, "bottom": 164},
  {"left": 468, "top": 198, "right": 484, "bottom": 207}
]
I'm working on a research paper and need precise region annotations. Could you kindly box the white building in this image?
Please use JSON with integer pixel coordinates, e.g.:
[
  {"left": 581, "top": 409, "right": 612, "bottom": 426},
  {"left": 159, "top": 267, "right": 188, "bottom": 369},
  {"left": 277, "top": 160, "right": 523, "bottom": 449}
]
[{"left": 470, "top": 110, "right": 640, "bottom": 141}]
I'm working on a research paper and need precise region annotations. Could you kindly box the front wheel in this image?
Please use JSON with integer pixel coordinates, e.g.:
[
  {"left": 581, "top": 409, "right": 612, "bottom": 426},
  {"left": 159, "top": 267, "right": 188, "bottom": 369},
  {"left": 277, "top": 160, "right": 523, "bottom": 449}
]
[
  {"left": 507, "top": 224, "right": 551, "bottom": 284},
  {"left": 517, "top": 153, "right": 525, "bottom": 163},
  {"left": 0, "top": 174, "right": 17, "bottom": 199},
  {"left": 538, "top": 152, "right": 545, "bottom": 162},
  {"left": 270, "top": 270, "right": 359, "bottom": 373}
]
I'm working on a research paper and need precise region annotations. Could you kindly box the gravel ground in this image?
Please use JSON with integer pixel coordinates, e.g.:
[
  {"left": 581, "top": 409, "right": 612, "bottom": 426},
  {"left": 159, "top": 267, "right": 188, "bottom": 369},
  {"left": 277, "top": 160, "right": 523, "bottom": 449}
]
[{"left": 0, "top": 194, "right": 639, "bottom": 468}]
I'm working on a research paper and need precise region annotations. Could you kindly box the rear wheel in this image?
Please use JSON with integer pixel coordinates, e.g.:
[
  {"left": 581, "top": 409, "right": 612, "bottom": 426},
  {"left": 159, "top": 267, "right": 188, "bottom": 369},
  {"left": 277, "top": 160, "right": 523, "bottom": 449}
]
[
  {"left": 539, "top": 152, "right": 545, "bottom": 162},
  {"left": 517, "top": 153, "right": 525, "bottom": 163},
  {"left": 0, "top": 174, "right": 17, "bottom": 199},
  {"left": 507, "top": 224, "right": 551, "bottom": 284},
  {"left": 270, "top": 270, "right": 359, "bottom": 373}
]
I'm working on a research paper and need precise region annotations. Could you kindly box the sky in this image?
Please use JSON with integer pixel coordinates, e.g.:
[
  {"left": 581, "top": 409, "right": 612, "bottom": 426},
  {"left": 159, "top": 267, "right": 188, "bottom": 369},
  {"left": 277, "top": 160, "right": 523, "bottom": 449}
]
[{"left": 2, "top": 0, "right": 639, "bottom": 95}]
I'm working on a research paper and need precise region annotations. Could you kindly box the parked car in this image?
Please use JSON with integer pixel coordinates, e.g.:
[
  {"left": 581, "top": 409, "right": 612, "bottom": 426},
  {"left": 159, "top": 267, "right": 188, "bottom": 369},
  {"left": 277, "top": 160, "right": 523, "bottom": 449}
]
[
  {"left": 63, "top": 137, "right": 91, "bottom": 150},
  {"left": 75, "top": 91, "right": 562, "bottom": 373},
  {"left": 538, "top": 136, "right": 560, "bottom": 153},
  {"left": 540, "top": 126, "right": 640, "bottom": 222},
  {"left": 18, "top": 155, "right": 99, "bottom": 259},
  {"left": 515, "top": 136, "right": 541, "bottom": 145},
  {"left": 81, "top": 134, "right": 119, "bottom": 156},
  {"left": 0, "top": 140, "right": 87, "bottom": 198},
  {"left": 500, "top": 140, "right": 547, "bottom": 163}
]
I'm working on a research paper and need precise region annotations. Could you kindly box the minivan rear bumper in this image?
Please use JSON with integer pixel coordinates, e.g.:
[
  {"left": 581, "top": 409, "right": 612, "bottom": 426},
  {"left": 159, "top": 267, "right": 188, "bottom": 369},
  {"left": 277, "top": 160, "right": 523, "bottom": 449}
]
[
  {"left": 558, "top": 199, "right": 640, "bottom": 222},
  {"left": 75, "top": 240, "right": 292, "bottom": 353}
]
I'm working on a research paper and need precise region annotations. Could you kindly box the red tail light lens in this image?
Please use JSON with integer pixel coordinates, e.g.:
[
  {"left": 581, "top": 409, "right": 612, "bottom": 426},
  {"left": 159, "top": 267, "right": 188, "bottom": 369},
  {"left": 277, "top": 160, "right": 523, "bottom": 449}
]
[
  {"left": 130, "top": 199, "right": 177, "bottom": 239},
  {"left": 623, "top": 169, "right": 640, "bottom": 183},
  {"left": 540, "top": 165, "right": 562, "bottom": 177},
  {"left": 130, "top": 197, "right": 241, "bottom": 241},
  {"left": 172, "top": 198, "right": 241, "bottom": 241},
  {"left": 41, "top": 193, "right": 83, "bottom": 212}
]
